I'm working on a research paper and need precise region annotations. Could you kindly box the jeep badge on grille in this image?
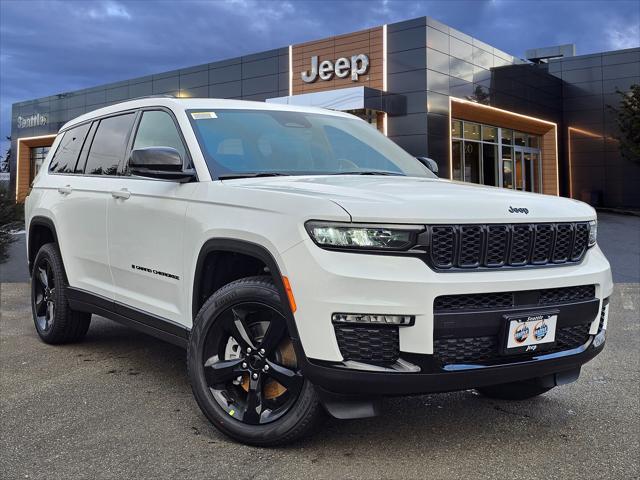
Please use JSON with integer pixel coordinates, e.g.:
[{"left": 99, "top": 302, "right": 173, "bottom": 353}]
[{"left": 509, "top": 206, "right": 529, "bottom": 214}]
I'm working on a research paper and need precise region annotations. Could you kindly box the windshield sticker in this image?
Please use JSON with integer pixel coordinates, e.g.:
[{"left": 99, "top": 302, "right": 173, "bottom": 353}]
[{"left": 191, "top": 111, "right": 217, "bottom": 119}]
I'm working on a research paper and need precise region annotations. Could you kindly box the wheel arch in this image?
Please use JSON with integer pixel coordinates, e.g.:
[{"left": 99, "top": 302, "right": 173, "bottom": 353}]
[
  {"left": 28, "top": 216, "right": 60, "bottom": 273},
  {"left": 192, "top": 238, "right": 295, "bottom": 324}
]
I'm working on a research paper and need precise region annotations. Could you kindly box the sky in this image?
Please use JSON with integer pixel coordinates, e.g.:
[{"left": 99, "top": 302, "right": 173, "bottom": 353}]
[{"left": 1, "top": 0, "right": 639, "bottom": 158}]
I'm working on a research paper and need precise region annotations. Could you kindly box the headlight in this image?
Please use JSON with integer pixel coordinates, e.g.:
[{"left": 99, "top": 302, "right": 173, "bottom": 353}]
[
  {"left": 305, "top": 221, "right": 422, "bottom": 251},
  {"left": 588, "top": 219, "right": 597, "bottom": 247}
]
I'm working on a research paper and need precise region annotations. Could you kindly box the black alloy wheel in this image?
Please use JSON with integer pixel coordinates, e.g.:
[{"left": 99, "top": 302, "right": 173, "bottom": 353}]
[
  {"left": 30, "top": 243, "right": 92, "bottom": 344},
  {"left": 203, "top": 301, "right": 304, "bottom": 425},
  {"left": 188, "top": 276, "right": 321, "bottom": 446},
  {"left": 33, "top": 258, "right": 56, "bottom": 333}
]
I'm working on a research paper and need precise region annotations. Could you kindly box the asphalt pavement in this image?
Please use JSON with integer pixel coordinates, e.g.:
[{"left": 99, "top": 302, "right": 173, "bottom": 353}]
[{"left": 0, "top": 212, "right": 639, "bottom": 479}]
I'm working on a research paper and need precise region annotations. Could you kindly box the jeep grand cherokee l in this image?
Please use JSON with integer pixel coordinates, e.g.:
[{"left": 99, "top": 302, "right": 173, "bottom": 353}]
[{"left": 25, "top": 97, "right": 612, "bottom": 446}]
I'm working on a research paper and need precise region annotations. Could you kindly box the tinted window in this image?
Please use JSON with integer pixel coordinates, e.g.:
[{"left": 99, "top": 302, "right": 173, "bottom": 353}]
[
  {"left": 49, "top": 123, "right": 91, "bottom": 173},
  {"left": 74, "top": 121, "right": 98, "bottom": 173},
  {"left": 84, "top": 113, "right": 135, "bottom": 175},
  {"left": 132, "top": 110, "right": 186, "bottom": 161}
]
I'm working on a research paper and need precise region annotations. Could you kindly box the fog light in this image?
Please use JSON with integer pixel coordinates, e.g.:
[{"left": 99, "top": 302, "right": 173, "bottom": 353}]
[
  {"left": 593, "top": 329, "right": 606, "bottom": 348},
  {"left": 332, "top": 313, "right": 414, "bottom": 326}
]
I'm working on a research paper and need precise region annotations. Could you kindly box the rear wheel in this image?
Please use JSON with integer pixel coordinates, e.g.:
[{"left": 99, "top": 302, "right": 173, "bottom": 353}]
[
  {"left": 476, "top": 379, "right": 554, "bottom": 400},
  {"left": 31, "top": 243, "right": 91, "bottom": 344},
  {"left": 188, "top": 276, "right": 321, "bottom": 446}
]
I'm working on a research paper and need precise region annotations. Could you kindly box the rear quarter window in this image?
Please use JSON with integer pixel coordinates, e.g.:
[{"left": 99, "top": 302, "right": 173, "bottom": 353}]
[{"left": 48, "top": 123, "right": 91, "bottom": 174}]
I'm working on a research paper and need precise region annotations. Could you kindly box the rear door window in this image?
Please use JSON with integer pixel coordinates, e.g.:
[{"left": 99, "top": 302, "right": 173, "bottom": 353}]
[
  {"left": 48, "top": 123, "right": 91, "bottom": 174},
  {"left": 83, "top": 113, "right": 136, "bottom": 175}
]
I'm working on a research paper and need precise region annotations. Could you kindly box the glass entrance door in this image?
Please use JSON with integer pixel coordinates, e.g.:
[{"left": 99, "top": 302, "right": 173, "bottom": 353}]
[
  {"left": 514, "top": 149, "right": 525, "bottom": 191},
  {"left": 513, "top": 147, "right": 540, "bottom": 192}
]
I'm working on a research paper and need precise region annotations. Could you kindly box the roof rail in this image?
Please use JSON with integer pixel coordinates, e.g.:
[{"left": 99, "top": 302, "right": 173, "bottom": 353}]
[{"left": 124, "top": 94, "right": 177, "bottom": 101}]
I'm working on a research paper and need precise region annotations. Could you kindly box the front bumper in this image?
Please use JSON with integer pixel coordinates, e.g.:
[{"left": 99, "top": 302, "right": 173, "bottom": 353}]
[
  {"left": 303, "top": 335, "right": 605, "bottom": 396},
  {"left": 282, "top": 240, "right": 613, "bottom": 360},
  {"left": 280, "top": 239, "right": 612, "bottom": 395}
]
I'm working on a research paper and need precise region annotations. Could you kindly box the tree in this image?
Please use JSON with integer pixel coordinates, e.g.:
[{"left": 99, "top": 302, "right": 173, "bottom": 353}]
[
  {"left": 0, "top": 184, "right": 22, "bottom": 263},
  {"left": 608, "top": 85, "right": 640, "bottom": 165},
  {"left": 0, "top": 136, "right": 11, "bottom": 173}
]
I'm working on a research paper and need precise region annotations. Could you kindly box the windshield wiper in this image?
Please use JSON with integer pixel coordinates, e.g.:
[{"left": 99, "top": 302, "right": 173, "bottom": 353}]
[
  {"left": 329, "top": 171, "right": 404, "bottom": 176},
  {"left": 218, "top": 172, "right": 291, "bottom": 180}
]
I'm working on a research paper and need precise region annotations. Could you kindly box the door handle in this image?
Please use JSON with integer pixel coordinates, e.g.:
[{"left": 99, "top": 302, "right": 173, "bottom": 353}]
[
  {"left": 57, "top": 185, "right": 72, "bottom": 195},
  {"left": 111, "top": 189, "right": 131, "bottom": 200}
]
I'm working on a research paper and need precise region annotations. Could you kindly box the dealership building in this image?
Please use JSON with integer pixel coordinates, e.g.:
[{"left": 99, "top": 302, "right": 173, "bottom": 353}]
[{"left": 9, "top": 16, "right": 640, "bottom": 207}]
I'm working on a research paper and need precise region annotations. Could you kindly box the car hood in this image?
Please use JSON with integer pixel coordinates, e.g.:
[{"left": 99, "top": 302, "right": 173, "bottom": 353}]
[{"left": 224, "top": 176, "right": 596, "bottom": 223}]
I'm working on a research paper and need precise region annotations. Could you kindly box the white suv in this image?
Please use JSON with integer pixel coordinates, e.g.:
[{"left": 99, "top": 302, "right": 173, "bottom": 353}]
[{"left": 25, "top": 97, "right": 612, "bottom": 445}]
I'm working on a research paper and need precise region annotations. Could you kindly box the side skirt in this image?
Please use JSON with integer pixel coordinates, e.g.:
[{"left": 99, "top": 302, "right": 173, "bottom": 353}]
[{"left": 67, "top": 287, "right": 189, "bottom": 348}]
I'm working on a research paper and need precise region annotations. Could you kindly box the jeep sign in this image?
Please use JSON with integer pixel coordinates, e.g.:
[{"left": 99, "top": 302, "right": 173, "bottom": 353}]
[{"left": 301, "top": 54, "right": 369, "bottom": 83}]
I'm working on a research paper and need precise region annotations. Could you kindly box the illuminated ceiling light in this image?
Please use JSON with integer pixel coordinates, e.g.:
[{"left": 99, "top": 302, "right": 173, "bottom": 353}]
[
  {"left": 450, "top": 97, "right": 557, "bottom": 127},
  {"left": 448, "top": 96, "right": 453, "bottom": 180},
  {"left": 382, "top": 24, "right": 388, "bottom": 92},
  {"left": 288, "top": 45, "right": 293, "bottom": 96}
]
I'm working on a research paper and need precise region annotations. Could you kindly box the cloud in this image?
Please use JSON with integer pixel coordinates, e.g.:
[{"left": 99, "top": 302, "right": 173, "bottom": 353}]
[
  {"left": 86, "top": 1, "right": 132, "bottom": 20},
  {"left": 606, "top": 22, "right": 640, "bottom": 50}
]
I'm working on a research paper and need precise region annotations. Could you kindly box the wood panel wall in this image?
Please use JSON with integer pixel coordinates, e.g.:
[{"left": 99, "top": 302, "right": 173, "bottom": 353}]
[
  {"left": 16, "top": 136, "right": 56, "bottom": 203},
  {"left": 450, "top": 99, "right": 558, "bottom": 195},
  {"left": 291, "top": 26, "right": 383, "bottom": 95}
]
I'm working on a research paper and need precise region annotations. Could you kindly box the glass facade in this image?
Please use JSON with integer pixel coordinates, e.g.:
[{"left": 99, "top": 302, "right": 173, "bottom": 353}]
[{"left": 452, "top": 118, "right": 542, "bottom": 193}]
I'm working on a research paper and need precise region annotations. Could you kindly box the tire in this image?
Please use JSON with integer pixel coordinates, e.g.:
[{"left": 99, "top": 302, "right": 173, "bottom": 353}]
[
  {"left": 476, "top": 379, "right": 554, "bottom": 400},
  {"left": 188, "top": 276, "right": 321, "bottom": 446},
  {"left": 31, "top": 243, "right": 91, "bottom": 344}
]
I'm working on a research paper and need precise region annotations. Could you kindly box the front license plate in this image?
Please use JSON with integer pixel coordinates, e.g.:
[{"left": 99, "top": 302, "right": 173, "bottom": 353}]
[{"left": 503, "top": 311, "right": 558, "bottom": 355}]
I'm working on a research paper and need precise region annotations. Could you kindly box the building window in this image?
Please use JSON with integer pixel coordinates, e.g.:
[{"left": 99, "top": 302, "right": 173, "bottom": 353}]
[
  {"left": 30, "top": 146, "right": 50, "bottom": 178},
  {"left": 451, "top": 118, "right": 542, "bottom": 192},
  {"left": 463, "top": 122, "right": 481, "bottom": 140},
  {"left": 451, "top": 119, "right": 462, "bottom": 138}
]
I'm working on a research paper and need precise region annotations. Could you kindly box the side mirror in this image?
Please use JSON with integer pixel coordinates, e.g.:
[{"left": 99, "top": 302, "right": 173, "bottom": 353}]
[
  {"left": 129, "top": 147, "right": 195, "bottom": 182},
  {"left": 416, "top": 156, "right": 439, "bottom": 176}
]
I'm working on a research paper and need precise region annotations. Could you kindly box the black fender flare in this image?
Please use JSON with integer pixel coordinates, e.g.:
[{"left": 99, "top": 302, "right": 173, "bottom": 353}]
[
  {"left": 191, "top": 238, "right": 308, "bottom": 362},
  {"left": 28, "top": 216, "right": 60, "bottom": 272}
]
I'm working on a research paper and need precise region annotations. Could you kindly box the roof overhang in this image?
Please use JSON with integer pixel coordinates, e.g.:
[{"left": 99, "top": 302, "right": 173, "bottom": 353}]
[{"left": 267, "top": 86, "right": 406, "bottom": 115}]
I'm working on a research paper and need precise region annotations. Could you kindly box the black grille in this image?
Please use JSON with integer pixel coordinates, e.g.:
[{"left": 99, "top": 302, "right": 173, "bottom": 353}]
[
  {"left": 434, "top": 285, "right": 595, "bottom": 312},
  {"left": 553, "top": 224, "right": 574, "bottom": 262},
  {"left": 334, "top": 325, "right": 399, "bottom": 364},
  {"left": 431, "top": 226, "right": 456, "bottom": 268},
  {"left": 428, "top": 222, "right": 591, "bottom": 270},
  {"left": 539, "top": 285, "right": 596, "bottom": 305},
  {"left": 572, "top": 223, "right": 590, "bottom": 261},
  {"left": 433, "top": 323, "right": 592, "bottom": 366},
  {"left": 434, "top": 292, "right": 514, "bottom": 312}
]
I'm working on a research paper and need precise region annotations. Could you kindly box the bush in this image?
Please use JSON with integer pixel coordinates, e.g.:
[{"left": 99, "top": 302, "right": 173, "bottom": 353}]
[{"left": 0, "top": 185, "right": 24, "bottom": 264}]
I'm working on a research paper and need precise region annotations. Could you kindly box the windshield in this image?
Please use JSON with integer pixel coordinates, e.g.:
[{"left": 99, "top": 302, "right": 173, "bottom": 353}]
[{"left": 187, "top": 109, "right": 435, "bottom": 179}]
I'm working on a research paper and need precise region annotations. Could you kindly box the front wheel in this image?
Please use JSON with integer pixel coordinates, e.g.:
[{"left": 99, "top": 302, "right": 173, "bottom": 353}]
[{"left": 188, "top": 276, "right": 321, "bottom": 446}]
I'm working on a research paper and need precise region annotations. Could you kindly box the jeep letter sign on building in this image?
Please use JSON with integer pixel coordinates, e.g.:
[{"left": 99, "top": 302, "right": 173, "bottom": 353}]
[{"left": 301, "top": 54, "right": 370, "bottom": 83}]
